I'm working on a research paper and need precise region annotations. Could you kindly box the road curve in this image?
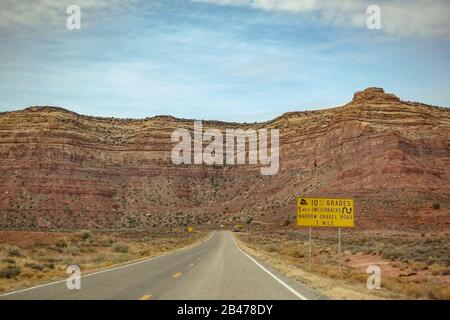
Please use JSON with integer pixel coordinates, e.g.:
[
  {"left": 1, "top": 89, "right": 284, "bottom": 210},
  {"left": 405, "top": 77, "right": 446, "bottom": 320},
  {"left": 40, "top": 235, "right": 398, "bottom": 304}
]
[{"left": 0, "top": 231, "right": 320, "bottom": 300}]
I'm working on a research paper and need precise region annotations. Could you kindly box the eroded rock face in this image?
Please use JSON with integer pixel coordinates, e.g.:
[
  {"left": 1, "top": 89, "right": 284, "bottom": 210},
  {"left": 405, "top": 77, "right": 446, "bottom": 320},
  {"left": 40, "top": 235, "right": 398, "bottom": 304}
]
[
  {"left": 352, "top": 87, "right": 401, "bottom": 104},
  {"left": 0, "top": 88, "right": 449, "bottom": 231}
]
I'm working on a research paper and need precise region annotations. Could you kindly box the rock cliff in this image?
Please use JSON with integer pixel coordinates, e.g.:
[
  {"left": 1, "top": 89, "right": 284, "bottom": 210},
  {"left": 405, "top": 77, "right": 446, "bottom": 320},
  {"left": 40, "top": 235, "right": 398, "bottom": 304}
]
[{"left": 0, "top": 88, "right": 449, "bottom": 231}]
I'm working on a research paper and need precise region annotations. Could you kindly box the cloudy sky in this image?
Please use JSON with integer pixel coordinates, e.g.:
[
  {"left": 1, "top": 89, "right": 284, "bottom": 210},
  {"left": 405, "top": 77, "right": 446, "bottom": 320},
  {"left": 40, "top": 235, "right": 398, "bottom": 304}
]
[{"left": 0, "top": 0, "right": 449, "bottom": 121}]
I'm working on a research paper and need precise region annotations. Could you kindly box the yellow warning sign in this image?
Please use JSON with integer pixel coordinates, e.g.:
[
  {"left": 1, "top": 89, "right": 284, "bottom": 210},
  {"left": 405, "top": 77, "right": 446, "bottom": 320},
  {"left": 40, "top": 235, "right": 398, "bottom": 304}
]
[{"left": 297, "top": 197, "right": 354, "bottom": 228}]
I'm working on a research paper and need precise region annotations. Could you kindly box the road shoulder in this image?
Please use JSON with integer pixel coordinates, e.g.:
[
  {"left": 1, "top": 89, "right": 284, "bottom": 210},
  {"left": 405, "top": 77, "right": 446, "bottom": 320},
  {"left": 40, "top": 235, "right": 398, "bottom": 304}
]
[{"left": 231, "top": 232, "right": 326, "bottom": 300}]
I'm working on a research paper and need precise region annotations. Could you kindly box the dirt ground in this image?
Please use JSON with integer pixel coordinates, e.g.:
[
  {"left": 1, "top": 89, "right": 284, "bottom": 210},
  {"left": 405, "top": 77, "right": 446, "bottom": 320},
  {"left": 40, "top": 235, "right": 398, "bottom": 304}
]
[{"left": 235, "top": 227, "right": 450, "bottom": 300}]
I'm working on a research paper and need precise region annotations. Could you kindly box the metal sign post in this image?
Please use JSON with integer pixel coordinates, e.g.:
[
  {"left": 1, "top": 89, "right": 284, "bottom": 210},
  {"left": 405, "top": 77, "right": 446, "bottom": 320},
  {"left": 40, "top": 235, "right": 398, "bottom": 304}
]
[
  {"left": 297, "top": 197, "right": 354, "bottom": 274},
  {"left": 338, "top": 227, "right": 341, "bottom": 272},
  {"left": 308, "top": 227, "right": 312, "bottom": 272}
]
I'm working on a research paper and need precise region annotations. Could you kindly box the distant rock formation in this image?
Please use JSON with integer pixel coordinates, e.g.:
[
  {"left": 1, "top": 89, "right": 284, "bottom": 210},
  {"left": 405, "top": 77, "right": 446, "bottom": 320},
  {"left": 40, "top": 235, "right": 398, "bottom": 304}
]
[
  {"left": 0, "top": 88, "right": 449, "bottom": 231},
  {"left": 352, "top": 87, "right": 401, "bottom": 104}
]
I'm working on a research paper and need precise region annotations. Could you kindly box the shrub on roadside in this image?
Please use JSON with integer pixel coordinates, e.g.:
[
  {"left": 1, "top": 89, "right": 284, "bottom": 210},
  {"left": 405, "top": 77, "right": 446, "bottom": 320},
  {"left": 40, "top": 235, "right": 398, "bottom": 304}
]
[
  {"left": 64, "top": 245, "right": 80, "bottom": 256},
  {"left": 93, "top": 253, "right": 107, "bottom": 263},
  {"left": 278, "top": 243, "right": 304, "bottom": 258},
  {"left": 99, "top": 237, "right": 115, "bottom": 247},
  {"left": 430, "top": 264, "right": 450, "bottom": 276},
  {"left": 112, "top": 242, "right": 129, "bottom": 253},
  {"left": 6, "top": 246, "right": 24, "bottom": 258},
  {"left": 1, "top": 258, "right": 16, "bottom": 265},
  {"left": 76, "top": 230, "right": 93, "bottom": 241},
  {"left": 264, "top": 244, "right": 279, "bottom": 253},
  {"left": 25, "top": 263, "right": 44, "bottom": 271},
  {"left": 381, "top": 248, "right": 402, "bottom": 260},
  {"left": 286, "top": 248, "right": 305, "bottom": 259},
  {"left": 432, "top": 202, "right": 440, "bottom": 210},
  {"left": 140, "top": 248, "right": 151, "bottom": 256},
  {"left": 44, "top": 262, "right": 55, "bottom": 270},
  {"left": 0, "top": 266, "right": 21, "bottom": 279},
  {"left": 80, "top": 246, "right": 96, "bottom": 254},
  {"left": 404, "top": 282, "right": 425, "bottom": 298},
  {"left": 55, "top": 238, "right": 68, "bottom": 248},
  {"left": 411, "top": 262, "right": 428, "bottom": 272}
]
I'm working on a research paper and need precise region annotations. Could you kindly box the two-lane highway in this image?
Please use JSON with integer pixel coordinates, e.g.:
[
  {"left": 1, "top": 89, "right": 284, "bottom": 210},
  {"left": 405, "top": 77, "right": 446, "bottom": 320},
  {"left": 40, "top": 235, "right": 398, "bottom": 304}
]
[{"left": 0, "top": 231, "right": 319, "bottom": 300}]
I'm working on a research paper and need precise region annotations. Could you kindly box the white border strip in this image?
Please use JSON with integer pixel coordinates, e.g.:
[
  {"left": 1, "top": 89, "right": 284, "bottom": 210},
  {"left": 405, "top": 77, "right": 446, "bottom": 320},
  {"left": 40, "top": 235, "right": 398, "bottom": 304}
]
[
  {"left": 231, "top": 233, "right": 308, "bottom": 300},
  {"left": 0, "top": 231, "right": 216, "bottom": 297}
]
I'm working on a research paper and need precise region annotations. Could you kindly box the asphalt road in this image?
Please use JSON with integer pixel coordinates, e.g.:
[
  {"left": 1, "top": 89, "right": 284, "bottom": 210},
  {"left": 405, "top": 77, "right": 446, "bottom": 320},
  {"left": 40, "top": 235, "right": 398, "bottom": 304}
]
[{"left": 0, "top": 231, "right": 321, "bottom": 300}]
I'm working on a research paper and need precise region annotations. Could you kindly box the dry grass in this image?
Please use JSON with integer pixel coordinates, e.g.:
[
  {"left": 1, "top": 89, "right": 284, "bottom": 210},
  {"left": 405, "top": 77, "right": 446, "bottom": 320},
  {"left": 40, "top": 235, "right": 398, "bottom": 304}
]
[
  {"left": 0, "top": 228, "right": 210, "bottom": 293},
  {"left": 234, "top": 235, "right": 393, "bottom": 300},
  {"left": 235, "top": 229, "right": 450, "bottom": 300}
]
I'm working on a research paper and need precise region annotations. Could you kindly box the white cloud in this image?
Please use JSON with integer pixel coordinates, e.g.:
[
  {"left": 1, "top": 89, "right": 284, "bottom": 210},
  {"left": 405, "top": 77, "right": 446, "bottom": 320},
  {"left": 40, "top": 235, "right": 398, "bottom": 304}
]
[
  {"left": 193, "top": 0, "right": 450, "bottom": 38},
  {"left": 3, "top": 0, "right": 448, "bottom": 38},
  {"left": 0, "top": 0, "right": 136, "bottom": 30}
]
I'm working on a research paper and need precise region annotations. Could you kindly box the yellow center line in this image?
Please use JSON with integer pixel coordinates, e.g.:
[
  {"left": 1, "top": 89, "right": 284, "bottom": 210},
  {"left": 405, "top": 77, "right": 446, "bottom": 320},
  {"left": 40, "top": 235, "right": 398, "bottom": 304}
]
[
  {"left": 138, "top": 294, "right": 152, "bottom": 300},
  {"left": 173, "top": 272, "right": 182, "bottom": 278}
]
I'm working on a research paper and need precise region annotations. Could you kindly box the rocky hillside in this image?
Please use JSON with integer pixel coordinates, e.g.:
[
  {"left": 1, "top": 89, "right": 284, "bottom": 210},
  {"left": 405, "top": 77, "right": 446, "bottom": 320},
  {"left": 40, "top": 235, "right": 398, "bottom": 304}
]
[{"left": 0, "top": 88, "right": 449, "bottom": 231}]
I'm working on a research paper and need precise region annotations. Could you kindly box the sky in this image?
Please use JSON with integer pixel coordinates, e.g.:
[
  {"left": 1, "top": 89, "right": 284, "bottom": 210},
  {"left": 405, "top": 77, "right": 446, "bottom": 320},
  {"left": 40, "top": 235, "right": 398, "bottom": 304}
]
[{"left": 0, "top": 0, "right": 449, "bottom": 122}]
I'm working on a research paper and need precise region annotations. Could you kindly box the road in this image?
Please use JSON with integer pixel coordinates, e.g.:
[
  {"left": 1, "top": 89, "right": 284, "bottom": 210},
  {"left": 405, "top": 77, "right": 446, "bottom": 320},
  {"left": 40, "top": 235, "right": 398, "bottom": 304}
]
[{"left": 0, "top": 231, "right": 321, "bottom": 300}]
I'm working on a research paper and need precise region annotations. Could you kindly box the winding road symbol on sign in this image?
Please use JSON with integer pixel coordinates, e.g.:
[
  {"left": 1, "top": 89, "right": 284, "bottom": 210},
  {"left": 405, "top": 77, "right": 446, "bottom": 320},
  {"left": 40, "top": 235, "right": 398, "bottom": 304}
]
[{"left": 342, "top": 207, "right": 352, "bottom": 214}]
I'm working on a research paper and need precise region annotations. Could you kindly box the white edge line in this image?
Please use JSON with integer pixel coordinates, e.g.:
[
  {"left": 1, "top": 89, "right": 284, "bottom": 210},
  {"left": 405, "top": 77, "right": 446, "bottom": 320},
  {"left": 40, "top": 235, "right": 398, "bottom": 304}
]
[
  {"left": 230, "top": 233, "right": 308, "bottom": 301},
  {"left": 0, "top": 231, "right": 216, "bottom": 297}
]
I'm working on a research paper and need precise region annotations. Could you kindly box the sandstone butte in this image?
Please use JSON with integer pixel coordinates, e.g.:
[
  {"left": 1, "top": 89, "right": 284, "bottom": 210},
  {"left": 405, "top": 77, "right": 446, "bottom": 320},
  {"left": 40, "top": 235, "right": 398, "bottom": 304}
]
[{"left": 0, "top": 88, "right": 449, "bottom": 232}]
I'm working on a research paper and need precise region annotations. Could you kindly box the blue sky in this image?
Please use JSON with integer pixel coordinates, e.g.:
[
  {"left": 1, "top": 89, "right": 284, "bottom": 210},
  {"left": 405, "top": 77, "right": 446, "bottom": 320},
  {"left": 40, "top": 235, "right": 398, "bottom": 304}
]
[{"left": 0, "top": 0, "right": 449, "bottom": 122}]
